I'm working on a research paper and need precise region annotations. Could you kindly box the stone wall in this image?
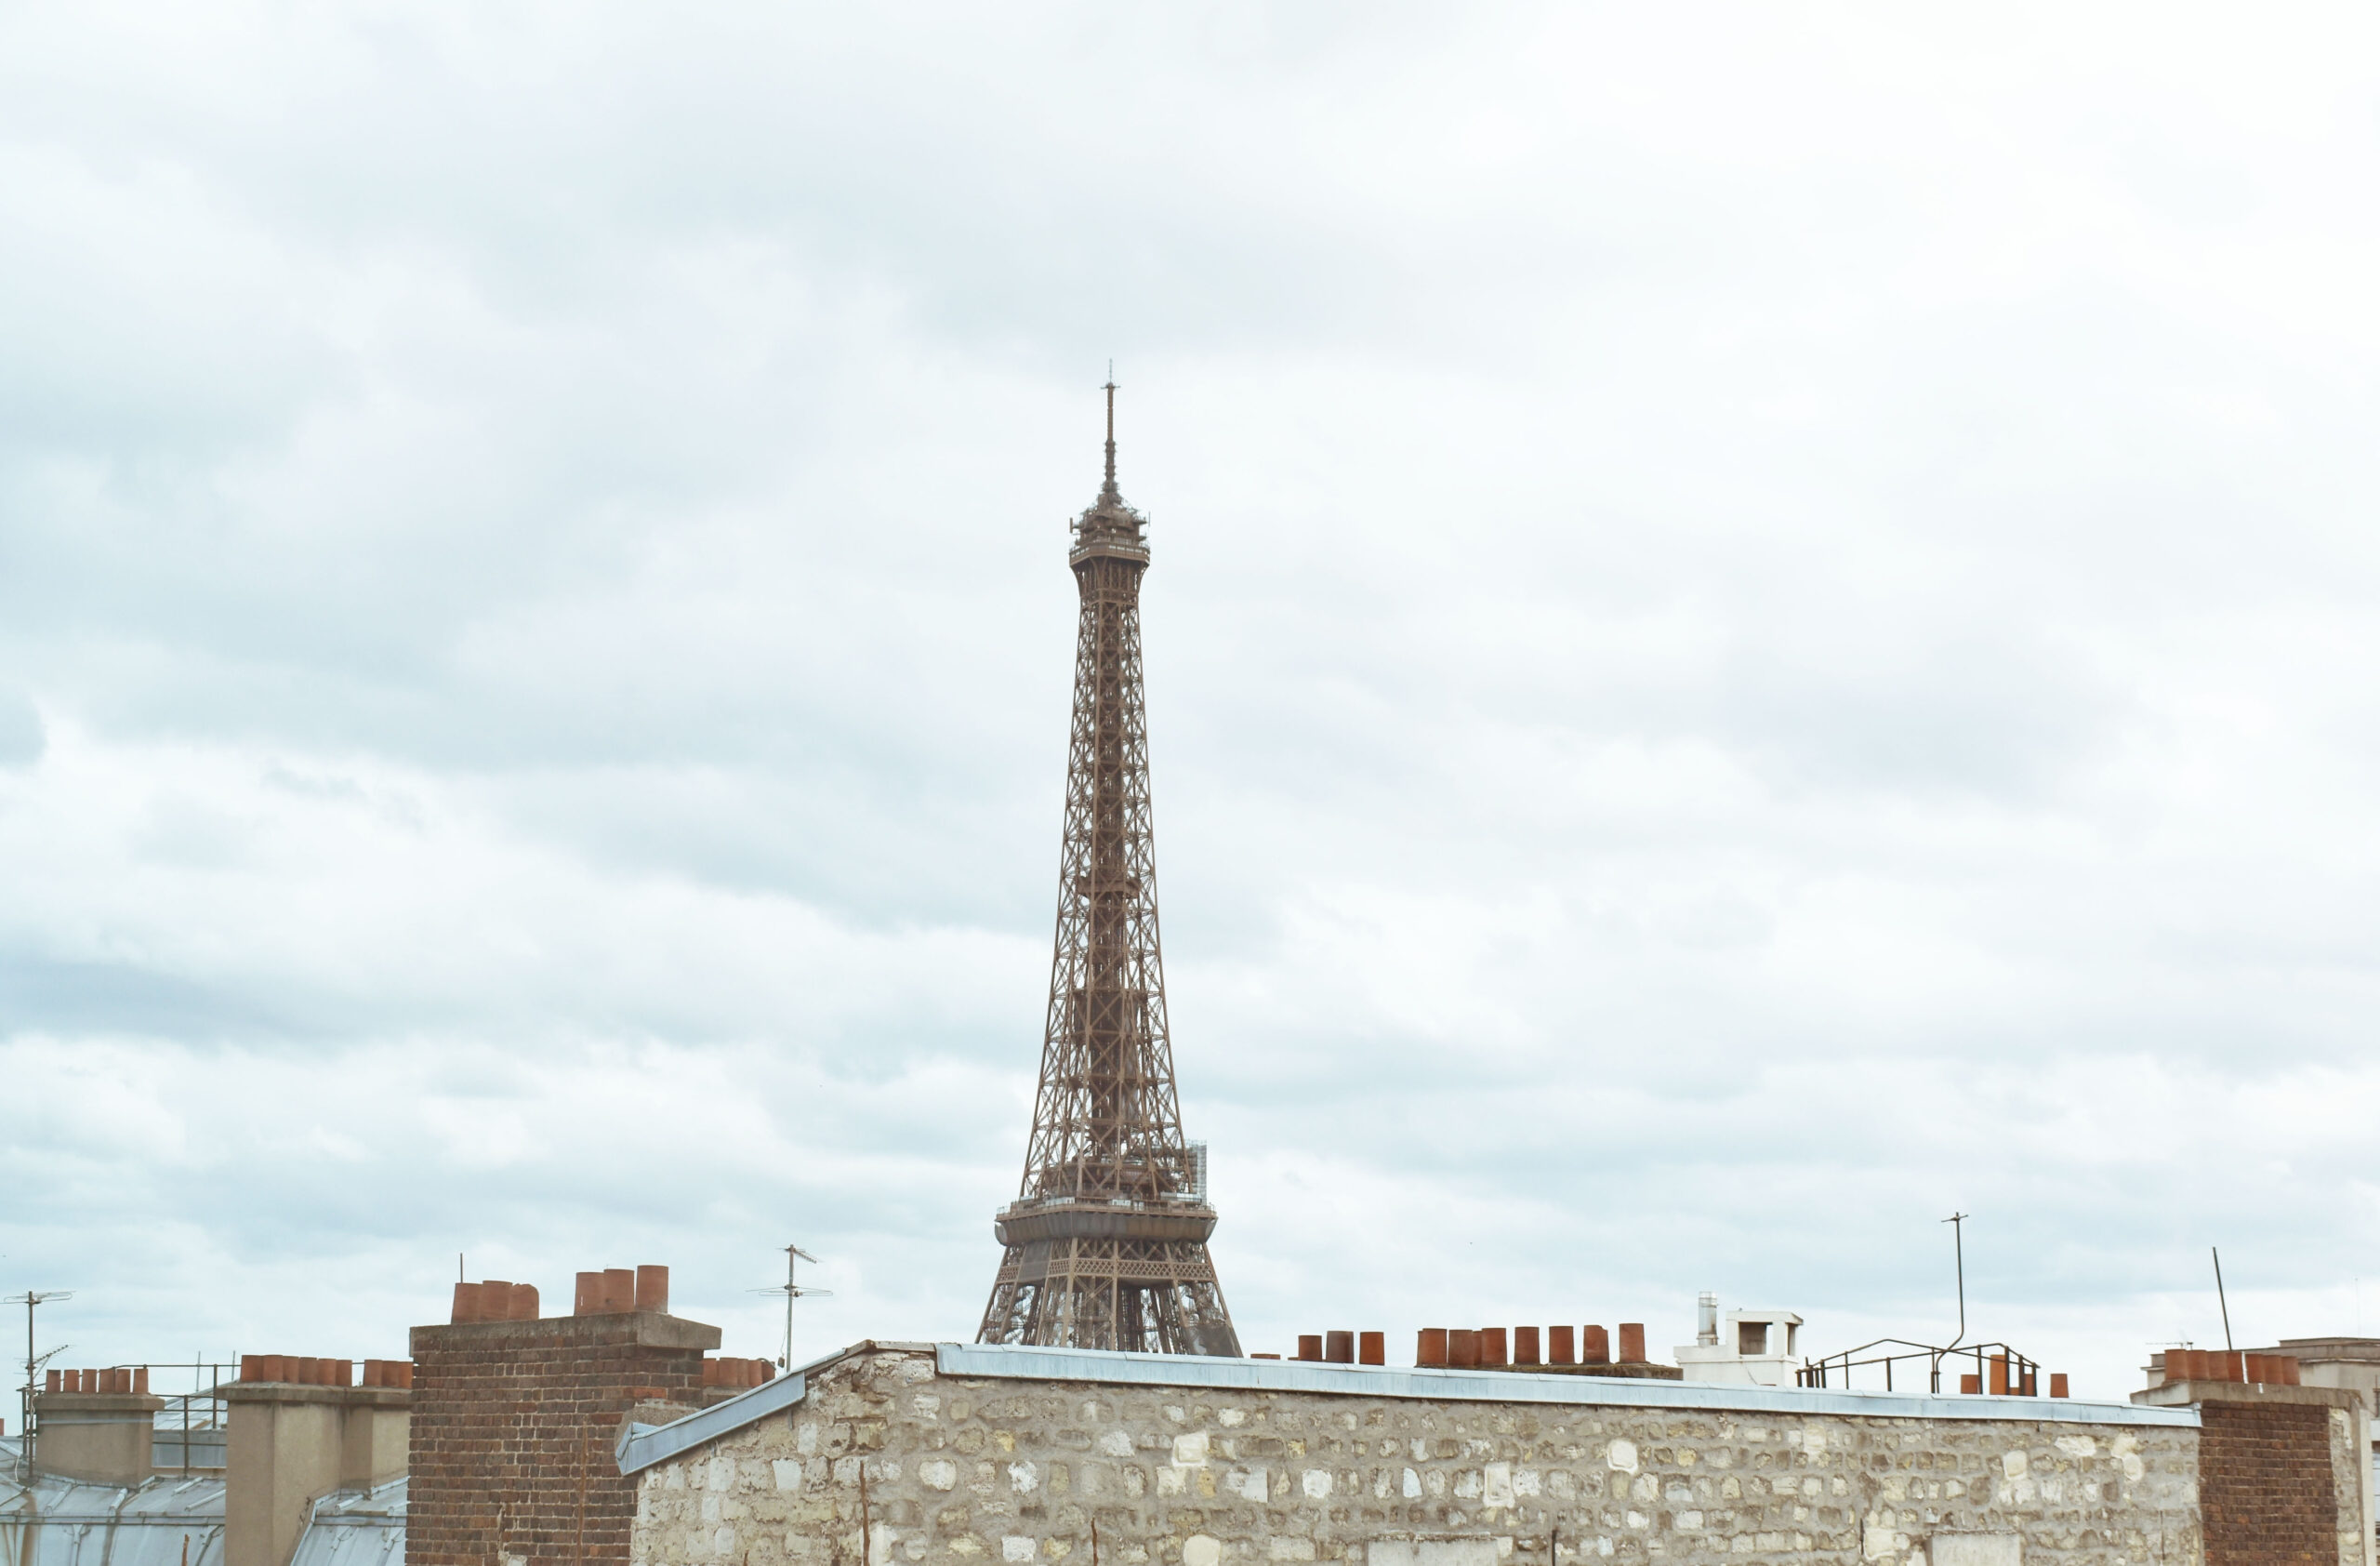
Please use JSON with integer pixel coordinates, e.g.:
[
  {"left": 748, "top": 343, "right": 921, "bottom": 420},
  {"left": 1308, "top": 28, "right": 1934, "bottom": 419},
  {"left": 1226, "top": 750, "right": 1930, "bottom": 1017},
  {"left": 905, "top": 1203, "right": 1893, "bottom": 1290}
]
[
  {"left": 407, "top": 1308, "right": 718, "bottom": 1566},
  {"left": 627, "top": 1347, "right": 2201, "bottom": 1566}
]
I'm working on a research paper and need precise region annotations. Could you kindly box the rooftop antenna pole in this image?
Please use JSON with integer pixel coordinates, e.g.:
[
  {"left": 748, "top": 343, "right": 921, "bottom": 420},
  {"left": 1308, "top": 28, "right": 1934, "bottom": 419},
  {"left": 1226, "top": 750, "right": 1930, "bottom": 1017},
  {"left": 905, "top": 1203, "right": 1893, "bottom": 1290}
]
[
  {"left": 782, "top": 1245, "right": 804, "bottom": 1369},
  {"left": 2212, "top": 1247, "right": 2234, "bottom": 1352},
  {"left": 752, "top": 1245, "right": 830, "bottom": 1370},
  {"left": 1942, "top": 1214, "right": 1968, "bottom": 1349},
  {"left": 9, "top": 1289, "right": 72, "bottom": 1481}
]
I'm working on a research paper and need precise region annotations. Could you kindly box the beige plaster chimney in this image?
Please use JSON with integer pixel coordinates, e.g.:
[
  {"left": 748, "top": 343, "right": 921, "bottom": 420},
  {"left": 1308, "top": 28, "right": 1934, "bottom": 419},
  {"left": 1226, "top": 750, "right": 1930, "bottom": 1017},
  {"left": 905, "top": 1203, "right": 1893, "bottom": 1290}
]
[
  {"left": 33, "top": 1387, "right": 166, "bottom": 1485},
  {"left": 221, "top": 1367, "right": 410, "bottom": 1566}
]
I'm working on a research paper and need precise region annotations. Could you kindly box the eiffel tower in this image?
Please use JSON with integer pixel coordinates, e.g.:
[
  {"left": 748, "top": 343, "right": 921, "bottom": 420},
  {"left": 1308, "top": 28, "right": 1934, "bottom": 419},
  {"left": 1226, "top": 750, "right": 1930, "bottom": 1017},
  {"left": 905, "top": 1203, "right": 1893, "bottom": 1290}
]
[{"left": 975, "top": 380, "right": 1241, "bottom": 1357}]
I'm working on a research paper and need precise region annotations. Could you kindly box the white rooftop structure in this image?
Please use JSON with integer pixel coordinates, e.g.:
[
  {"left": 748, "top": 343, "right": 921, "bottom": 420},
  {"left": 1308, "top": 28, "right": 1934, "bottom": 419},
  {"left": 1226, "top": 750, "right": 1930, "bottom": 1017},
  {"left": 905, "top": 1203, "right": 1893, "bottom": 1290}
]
[{"left": 1673, "top": 1291, "right": 1805, "bottom": 1387}]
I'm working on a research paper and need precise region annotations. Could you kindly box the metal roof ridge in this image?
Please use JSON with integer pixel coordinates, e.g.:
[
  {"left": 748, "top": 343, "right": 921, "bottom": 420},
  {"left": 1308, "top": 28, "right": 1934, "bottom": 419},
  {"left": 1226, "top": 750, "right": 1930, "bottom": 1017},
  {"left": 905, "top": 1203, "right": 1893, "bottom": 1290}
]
[
  {"left": 934, "top": 1344, "right": 2199, "bottom": 1427},
  {"left": 615, "top": 1370, "right": 808, "bottom": 1476},
  {"left": 614, "top": 1339, "right": 943, "bottom": 1476}
]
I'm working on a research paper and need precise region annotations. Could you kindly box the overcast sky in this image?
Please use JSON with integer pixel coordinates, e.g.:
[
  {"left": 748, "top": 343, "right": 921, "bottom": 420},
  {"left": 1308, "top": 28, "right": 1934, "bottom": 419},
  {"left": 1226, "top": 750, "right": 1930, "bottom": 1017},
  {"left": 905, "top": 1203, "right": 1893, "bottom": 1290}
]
[{"left": 5, "top": 2, "right": 2380, "bottom": 1400}]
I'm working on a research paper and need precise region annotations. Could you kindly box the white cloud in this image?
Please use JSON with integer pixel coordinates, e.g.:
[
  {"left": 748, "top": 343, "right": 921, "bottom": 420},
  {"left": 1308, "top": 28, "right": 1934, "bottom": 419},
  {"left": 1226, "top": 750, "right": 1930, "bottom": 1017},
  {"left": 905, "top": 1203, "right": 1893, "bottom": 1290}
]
[{"left": 3, "top": 0, "right": 2378, "bottom": 1397}]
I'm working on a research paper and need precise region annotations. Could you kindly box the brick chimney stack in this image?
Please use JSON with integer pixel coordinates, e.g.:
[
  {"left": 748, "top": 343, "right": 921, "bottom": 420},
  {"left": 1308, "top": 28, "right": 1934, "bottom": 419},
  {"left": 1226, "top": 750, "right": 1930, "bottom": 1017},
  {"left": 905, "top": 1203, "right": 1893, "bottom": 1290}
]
[{"left": 405, "top": 1264, "right": 717, "bottom": 1566}]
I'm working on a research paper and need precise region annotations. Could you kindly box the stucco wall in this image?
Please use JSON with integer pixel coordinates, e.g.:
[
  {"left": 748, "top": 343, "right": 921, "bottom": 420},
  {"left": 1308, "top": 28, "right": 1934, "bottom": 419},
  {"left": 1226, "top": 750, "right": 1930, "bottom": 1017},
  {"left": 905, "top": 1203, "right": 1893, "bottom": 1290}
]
[{"left": 628, "top": 1347, "right": 2200, "bottom": 1566}]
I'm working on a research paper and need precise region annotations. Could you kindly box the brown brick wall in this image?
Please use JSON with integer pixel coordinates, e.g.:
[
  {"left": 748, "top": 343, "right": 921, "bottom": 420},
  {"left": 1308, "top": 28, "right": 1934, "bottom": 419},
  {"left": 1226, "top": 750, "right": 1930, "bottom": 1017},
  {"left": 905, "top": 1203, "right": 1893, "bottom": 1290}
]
[
  {"left": 405, "top": 1311, "right": 718, "bottom": 1566},
  {"left": 2199, "top": 1399, "right": 2339, "bottom": 1566}
]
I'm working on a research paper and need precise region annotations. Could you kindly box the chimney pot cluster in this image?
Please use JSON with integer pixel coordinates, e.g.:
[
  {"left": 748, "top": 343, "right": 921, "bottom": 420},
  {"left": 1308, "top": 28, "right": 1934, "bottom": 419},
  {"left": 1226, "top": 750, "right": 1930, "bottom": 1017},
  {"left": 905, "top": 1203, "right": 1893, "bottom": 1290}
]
[
  {"left": 2160, "top": 1348, "right": 2298, "bottom": 1387},
  {"left": 44, "top": 1367, "right": 150, "bottom": 1395},
  {"left": 1416, "top": 1322, "right": 1646, "bottom": 1369},
  {"left": 445, "top": 1264, "right": 670, "bottom": 1322},
  {"left": 451, "top": 1280, "right": 539, "bottom": 1323},
  {"left": 573, "top": 1265, "right": 669, "bottom": 1316},
  {"left": 1286, "top": 1332, "right": 1385, "bottom": 1366},
  {"left": 236, "top": 1355, "right": 387, "bottom": 1387},
  {"left": 701, "top": 1356, "right": 776, "bottom": 1389}
]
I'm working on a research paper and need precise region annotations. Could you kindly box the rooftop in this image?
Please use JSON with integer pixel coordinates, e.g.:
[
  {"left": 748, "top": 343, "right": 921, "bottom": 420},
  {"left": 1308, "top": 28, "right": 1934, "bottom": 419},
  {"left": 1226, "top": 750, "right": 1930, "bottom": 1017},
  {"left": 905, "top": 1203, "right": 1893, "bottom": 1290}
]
[{"left": 614, "top": 1339, "right": 2198, "bottom": 1478}]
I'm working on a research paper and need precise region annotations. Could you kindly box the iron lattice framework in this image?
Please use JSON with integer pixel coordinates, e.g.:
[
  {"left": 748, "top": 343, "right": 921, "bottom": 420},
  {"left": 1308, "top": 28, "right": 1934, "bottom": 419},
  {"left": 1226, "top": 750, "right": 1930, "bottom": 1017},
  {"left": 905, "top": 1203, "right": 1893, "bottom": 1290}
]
[{"left": 976, "top": 384, "right": 1241, "bottom": 1357}]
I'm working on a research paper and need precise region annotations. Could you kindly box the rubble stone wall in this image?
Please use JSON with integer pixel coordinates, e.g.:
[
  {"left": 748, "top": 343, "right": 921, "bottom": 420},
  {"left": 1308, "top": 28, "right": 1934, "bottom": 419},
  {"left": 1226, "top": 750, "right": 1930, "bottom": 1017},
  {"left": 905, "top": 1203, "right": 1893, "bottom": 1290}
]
[{"left": 628, "top": 1347, "right": 2201, "bottom": 1566}]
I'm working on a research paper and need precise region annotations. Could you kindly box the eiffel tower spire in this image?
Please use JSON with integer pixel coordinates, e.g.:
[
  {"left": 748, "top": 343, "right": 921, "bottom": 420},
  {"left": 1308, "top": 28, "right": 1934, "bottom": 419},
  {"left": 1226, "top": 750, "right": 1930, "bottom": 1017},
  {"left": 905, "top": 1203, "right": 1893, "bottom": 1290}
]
[
  {"left": 976, "top": 380, "right": 1241, "bottom": 1356},
  {"left": 1102, "top": 365, "right": 1119, "bottom": 498}
]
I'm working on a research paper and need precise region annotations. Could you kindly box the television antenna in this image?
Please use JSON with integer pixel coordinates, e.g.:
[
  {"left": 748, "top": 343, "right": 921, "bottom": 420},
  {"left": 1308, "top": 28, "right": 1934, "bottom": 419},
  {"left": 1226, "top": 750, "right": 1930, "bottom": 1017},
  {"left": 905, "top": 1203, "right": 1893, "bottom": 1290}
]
[
  {"left": 8, "top": 1290, "right": 73, "bottom": 1481},
  {"left": 750, "top": 1245, "right": 831, "bottom": 1369}
]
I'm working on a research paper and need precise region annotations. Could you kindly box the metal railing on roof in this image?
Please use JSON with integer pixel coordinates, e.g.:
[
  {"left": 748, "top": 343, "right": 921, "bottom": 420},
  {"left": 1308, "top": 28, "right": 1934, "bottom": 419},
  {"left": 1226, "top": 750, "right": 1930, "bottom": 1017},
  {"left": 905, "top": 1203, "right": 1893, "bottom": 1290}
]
[{"left": 1796, "top": 1337, "right": 2042, "bottom": 1395}]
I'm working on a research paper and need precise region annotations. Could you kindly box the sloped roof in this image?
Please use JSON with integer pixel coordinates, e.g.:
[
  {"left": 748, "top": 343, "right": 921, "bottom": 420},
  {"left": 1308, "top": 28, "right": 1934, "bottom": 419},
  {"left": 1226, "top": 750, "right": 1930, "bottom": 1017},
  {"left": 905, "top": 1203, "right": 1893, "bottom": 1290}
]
[{"left": 0, "top": 1437, "right": 403, "bottom": 1566}]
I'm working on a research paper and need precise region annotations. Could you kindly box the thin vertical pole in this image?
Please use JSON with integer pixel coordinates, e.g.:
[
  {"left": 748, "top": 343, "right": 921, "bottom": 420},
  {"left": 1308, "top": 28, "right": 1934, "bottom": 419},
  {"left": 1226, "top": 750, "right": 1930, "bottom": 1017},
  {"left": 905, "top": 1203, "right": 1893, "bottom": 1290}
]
[
  {"left": 2213, "top": 1247, "right": 2234, "bottom": 1351},
  {"left": 1942, "top": 1214, "right": 1968, "bottom": 1348}
]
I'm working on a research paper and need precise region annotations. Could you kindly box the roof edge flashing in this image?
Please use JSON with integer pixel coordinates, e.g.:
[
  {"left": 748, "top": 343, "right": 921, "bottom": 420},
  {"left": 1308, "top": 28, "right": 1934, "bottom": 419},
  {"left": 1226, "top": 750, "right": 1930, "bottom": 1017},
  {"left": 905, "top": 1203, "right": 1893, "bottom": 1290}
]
[
  {"left": 616, "top": 1372, "right": 809, "bottom": 1476},
  {"left": 936, "top": 1344, "right": 2198, "bottom": 1428}
]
